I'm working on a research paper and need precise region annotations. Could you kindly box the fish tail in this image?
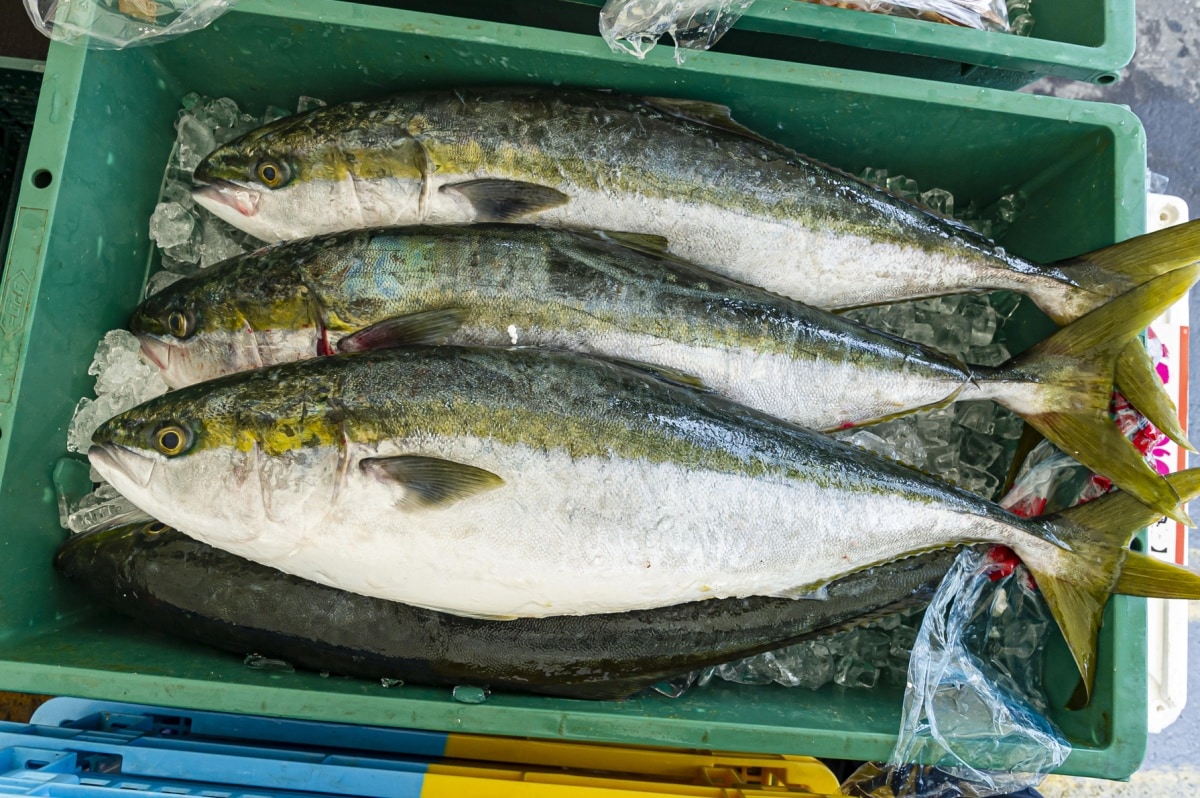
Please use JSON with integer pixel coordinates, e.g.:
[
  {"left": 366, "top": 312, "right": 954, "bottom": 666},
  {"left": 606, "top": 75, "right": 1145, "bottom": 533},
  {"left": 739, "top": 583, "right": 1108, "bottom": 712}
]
[
  {"left": 984, "top": 264, "right": 1200, "bottom": 525},
  {"left": 1049, "top": 219, "right": 1200, "bottom": 324},
  {"left": 1115, "top": 341, "right": 1195, "bottom": 452},
  {"left": 1020, "top": 468, "right": 1200, "bottom": 705}
]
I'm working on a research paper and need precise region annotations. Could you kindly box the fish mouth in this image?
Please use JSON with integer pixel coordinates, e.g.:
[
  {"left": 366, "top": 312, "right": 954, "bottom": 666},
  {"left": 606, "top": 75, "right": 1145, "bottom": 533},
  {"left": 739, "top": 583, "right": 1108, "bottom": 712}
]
[
  {"left": 138, "top": 336, "right": 170, "bottom": 372},
  {"left": 89, "top": 444, "right": 156, "bottom": 489},
  {"left": 192, "top": 179, "right": 262, "bottom": 218}
]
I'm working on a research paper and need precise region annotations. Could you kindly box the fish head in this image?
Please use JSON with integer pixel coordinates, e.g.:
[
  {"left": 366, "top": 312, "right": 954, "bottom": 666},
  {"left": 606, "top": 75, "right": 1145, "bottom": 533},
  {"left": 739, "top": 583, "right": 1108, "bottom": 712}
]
[
  {"left": 131, "top": 242, "right": 325, "bottom": 387},
  {"left": 192, "top": 104, "right": 427, "bottom": 242},
  {"left": 53, "top": 521, "right": 170, "bottom": 576},
  {"left": 87, "top": 374, "right": 341, "bottom": 547}
]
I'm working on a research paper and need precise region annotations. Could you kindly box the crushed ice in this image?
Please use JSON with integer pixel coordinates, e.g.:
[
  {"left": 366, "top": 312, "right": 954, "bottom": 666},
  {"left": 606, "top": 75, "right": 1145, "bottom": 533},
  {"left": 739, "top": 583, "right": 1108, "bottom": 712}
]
[{"left": 149, "top": 93, "right": 293, "bottom": 276}]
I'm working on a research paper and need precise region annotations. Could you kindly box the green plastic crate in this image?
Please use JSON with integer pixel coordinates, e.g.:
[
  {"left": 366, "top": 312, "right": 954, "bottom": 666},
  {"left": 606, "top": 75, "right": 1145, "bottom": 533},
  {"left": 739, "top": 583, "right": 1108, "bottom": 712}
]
[
  {"left": 356, "top": 0, "right": 1134, "bottom": 88},
  {"left": 0, "top": 0, "right": 1149, "bottom": 780},
  {"left": 0, "top": 57, "right": 42, "bottom": 276}
]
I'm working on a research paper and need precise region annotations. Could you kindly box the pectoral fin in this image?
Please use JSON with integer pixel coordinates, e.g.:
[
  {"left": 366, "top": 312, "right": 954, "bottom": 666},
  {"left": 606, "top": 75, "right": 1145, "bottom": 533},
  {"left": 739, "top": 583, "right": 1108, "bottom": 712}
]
[
  {"left": 361, "top": 455, "right": 505, "bottom": 508},
  {"left": 440, "top": 179, "right": 570, "bottom": 222},
  {"left": 595, "top": 230, "right": 672, "bottom": 257},
  {"left": 336, "top": 308, "right": 468, "bottom": 353},
  {"left": 608, "top": 357, "right": 711, "bottom": 392},
  {"left": 769, "top": 583, "right": 831, "bottom": 600}
]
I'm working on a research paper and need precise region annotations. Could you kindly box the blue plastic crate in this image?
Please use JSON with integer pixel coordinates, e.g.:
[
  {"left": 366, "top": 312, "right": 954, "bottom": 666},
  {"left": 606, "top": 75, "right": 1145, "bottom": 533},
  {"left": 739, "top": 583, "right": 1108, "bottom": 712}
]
[
  {"left": 0, "top": 700, "right": 437, "bottom": 798},
  {"left": 18, "top": 699, "right": 839, "bottom": 797}
]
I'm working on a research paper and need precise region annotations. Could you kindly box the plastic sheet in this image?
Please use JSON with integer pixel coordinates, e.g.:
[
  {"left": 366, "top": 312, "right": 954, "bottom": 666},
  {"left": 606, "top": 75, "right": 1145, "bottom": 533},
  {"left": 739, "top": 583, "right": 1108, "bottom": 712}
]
[
  {"left": 23, "top": 0, "right": 238, "bottom": 49},
  {"left": 840, "top": 547, "right": 1069, "bottom": 798},
  {"left": 598, "top": 0, "right": 1028, "bottom": 62},
  {"left": 599, "top": 0, "right": 755, "bottom": 61},
  {"left": 797, "top": 0, "right": 1023, "bottom": 33}
]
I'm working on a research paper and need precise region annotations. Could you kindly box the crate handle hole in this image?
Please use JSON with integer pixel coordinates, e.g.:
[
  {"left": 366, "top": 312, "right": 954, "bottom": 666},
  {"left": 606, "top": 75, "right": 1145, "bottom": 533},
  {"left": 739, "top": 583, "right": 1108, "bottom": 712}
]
[{"left": 32, "top": 170, "right": 54, "bottom": 189}]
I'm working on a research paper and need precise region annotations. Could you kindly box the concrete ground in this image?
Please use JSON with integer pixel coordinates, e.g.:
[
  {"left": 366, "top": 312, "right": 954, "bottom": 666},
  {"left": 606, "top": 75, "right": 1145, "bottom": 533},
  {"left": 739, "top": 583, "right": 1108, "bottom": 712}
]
[{"left": 1025, "top": 0, "right": 1200, "bottom": 791}]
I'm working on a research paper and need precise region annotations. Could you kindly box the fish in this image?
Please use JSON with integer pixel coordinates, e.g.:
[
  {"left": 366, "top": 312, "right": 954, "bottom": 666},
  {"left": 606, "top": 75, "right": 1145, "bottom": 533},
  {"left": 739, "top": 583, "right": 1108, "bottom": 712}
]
[
  {"left": 189, "top": 87, "right": 1200, "bottom": 442},
  {"left": 54, "top": 522, "right": 959, "bottom": 700},
  {"left": 129, "top": 227, "right": 1199, "bottom": 521},
  {"left": 87, "top": 344, "right": 1200, "bottom": 700}
]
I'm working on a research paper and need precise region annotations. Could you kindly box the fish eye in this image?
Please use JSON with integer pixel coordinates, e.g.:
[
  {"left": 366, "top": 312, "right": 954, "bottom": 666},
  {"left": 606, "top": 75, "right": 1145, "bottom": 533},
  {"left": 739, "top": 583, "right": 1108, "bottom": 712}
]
[
  {"left": 166, "top": 308, "right": 194, "bottom": 339},
  {"left": 154, "top": 424, "right": 192, "bottom": 457},
  {"left": 143, "top": 521, "right": 169, "bottom": 535},
  {"left": 255, "top": 158, "right": 290, "bottom": 189}
]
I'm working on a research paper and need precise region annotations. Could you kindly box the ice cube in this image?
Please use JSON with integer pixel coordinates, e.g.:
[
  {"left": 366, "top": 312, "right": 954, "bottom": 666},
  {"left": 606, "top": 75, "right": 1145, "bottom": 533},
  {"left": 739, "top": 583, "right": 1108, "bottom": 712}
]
[
  {"left": 67, "top": 331, "right": 170, "bottom": 453},
  {"left": 927, "top": 446, "right": 959, "bottom": 475},
  {"left": 876, "top": 613, "right": 902, "bottom": 632},
  {"left": 837, "top": 430, "right": 903, "bottom": 461},
  {"left": 146, "top": 270, "right": 186, "bottom": 297},
  {"left": 180, "top": 92, "right": 203, "bottom": 112},
  {"left": 175, "top": 114, "right": 217, "bottom": 173},
  {"left": 962, "top": 432, "right": 1005, "bottom": 468},
  {"left": 919, "top": 187, "right": 954, "bottom": 217},
  {"left": 964, "top": 218, "right": 994, "bottom": 239},
  {"left": 904, "top": 322, "right": 937, "bottom": 347},
  {"left": 164, "top": 236, "right": 202, "bottom": 271},
  {"left": 885, "top": 175, "right": 920, "bottom": 200},
  {"left": 244, "top": 655, "right": 294, "bottom": 672},
  {"left": 161, "top": 179, "right": 195, "bottom": 208},
  {"left": 850, "top": 628, "right": 891, "bottom": 664},
  {"left": 199, "top": 216, "right": 253, "bottom": 268},
  {"left": 996, "top": 191, "right": 1027, "bottom": 223},
  {"left": 452, "top": 685, "right": 489, "bottom": 704},
  {"left": 993, "top": 409, "right": 1025, "bottom": 441},
  {"left": 297, "top": 96, "right": 328, "bottom": 113},
  {"left": 66, "top": 485, "right": 148, "bottom": 534},
  {"left": 1010, "top": 12, "right": 1034, "bottom": 35},
  {"left": 964, "top": 302, "right": 999, "bottom": 347},
  {"left": 859, "top": 167, "right": 889, "bottom": 186},
  {"left": 834, "top": 657, "right": 879, "bottom": 689},
  {"left": 955, "top": 402, "right": 996, "bottom": 436},
  {"left": 931, "top": 314, "right": 971, "bottom": 357},
  {"left": 262, "top": 105, "right": 291, "bottom": 124},
  {"left": 969, "top": 342, "right": 1011, "bottom": 367},
  {"left": 149, "top": 202, "right": 196, "bottom": 250},
  {"left": 196, "top": 96, "right": 241, "bottom": 132},
  {"left": 889, "top": 623, "right": 919, "bottom": 658},
  {"left": 786, "top": 643, "right": 836, "bottom": 690}
]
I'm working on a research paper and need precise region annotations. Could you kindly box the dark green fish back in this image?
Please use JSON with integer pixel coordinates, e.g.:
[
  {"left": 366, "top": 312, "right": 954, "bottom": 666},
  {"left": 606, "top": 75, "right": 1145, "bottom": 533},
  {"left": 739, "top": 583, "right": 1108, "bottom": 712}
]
[{"left": 54, "top": 525, "right": 959, "bottom": 698}]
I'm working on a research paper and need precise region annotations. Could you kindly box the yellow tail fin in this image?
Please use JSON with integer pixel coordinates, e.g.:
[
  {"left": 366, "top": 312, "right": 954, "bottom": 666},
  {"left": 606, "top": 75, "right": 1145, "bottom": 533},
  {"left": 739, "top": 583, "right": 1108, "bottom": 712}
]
[
  {"left": 1051, "top": 219, "right": 1200, "bottom": 324},
  {"left": 987, "top": 264, "right": 1200, "bottom": 525},
  {"left": 1023, "top": 469, "right": 1200, "bottom": 705},
  {"left": 1114, "top": 341, "right": 1194, "bottom": 452},
  {"left": 1113, "top": 550, "right": 1200, "bottom": 599}
]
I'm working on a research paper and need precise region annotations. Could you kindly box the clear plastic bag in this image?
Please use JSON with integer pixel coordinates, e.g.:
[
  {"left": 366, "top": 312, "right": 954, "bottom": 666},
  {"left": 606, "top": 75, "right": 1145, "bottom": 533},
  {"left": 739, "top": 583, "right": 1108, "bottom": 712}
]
[
  {"left": 797, "top": 0, "right": 1017, "bottom": 33},
  {"left": 840, "top": 547, "right": 1069, "bottom": 798},
  {"left": 23, "top": 0, "right": 238, "bottom": 49},
  {"left": 599, "top": 0, "right": 1029, "bottom": 62},
  {"left": 599, "top": 0, "right": 755, "bottom": 61}
]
